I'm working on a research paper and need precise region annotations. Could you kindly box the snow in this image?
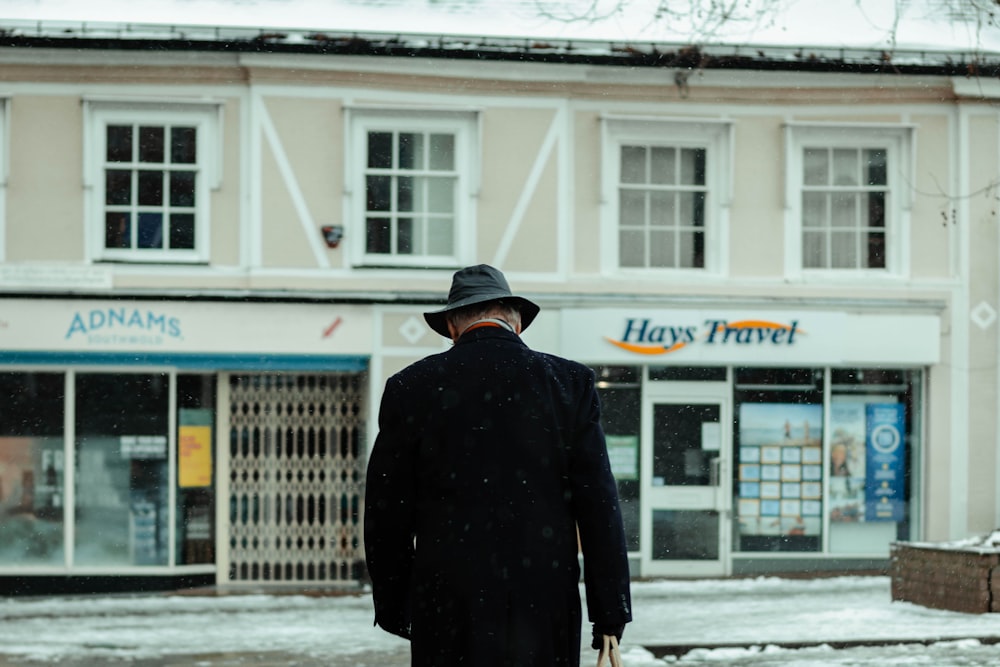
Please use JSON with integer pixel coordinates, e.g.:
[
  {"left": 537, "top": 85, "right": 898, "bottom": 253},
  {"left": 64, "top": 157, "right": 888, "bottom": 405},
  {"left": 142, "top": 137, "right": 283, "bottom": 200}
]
[
  {"left": 0, "top": 0, "right": 997, "bottom": 56},
  {"left": 2, "top": 576, "right": 1000, "bottom": 665}
]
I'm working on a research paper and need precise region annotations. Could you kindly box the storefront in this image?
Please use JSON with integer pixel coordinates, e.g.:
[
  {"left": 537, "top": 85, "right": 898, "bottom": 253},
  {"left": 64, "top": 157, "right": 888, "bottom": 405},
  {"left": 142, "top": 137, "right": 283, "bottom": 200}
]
[
  {"left": 0, "top": 297, "right": 370, "bottom": 593},
  {"left": 561, "top": 305, "right": 940, "bottom": 577}
]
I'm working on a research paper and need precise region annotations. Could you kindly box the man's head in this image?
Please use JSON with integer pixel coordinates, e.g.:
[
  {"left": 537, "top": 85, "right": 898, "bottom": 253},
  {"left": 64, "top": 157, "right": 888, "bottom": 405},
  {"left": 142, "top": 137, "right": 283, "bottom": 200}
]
[{"left": 423, "top": 264, "right": 540, "bottom": 339}]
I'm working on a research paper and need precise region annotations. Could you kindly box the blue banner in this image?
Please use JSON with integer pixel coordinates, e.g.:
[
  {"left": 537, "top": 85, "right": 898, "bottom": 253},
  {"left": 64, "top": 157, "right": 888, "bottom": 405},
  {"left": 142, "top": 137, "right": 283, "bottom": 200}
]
[{"left": 865, "top": 404, "right": 906, "bottom": 522}]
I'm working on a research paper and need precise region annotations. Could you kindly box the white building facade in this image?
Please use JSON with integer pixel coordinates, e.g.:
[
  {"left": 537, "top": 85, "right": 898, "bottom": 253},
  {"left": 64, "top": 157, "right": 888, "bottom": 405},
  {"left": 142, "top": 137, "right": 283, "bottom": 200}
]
[{"left": 0, "top": 21, "right": 996, "bottom": 591}]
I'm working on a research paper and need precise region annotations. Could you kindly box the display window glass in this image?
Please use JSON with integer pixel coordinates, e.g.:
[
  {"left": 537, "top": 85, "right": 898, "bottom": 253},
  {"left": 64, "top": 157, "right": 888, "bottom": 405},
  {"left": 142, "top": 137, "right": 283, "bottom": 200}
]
[
  {"left": 595, "top": 365, "right": 641, "bottom": 552},
  {"left": 74, "top": 373, "right": 170, "bottom": 566},
  {"left": 176, "top": 374, "right": 215, "bottom": 565},
  {"left": 0, "top": 372, "right": 66, "bottom": 565}
]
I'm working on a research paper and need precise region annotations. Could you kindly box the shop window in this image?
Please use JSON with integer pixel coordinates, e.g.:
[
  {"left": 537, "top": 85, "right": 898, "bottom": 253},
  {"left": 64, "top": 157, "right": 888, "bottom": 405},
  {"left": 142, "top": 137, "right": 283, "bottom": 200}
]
[
  {"left": 828, "top": 368, "right": 920, "bottom": 554},
  {"left": 86, "top": 102, "right": 220, "bottom": 263},
  {"left": 0, "top": 372, "right": 65, "bottom": 566},
  {"left": 594, "top": 365, "right": 640, "bottom": 552},
  {"left": 74, "top": 373, "right": 169, "bottom": 566},
  {"left": 349, "top": 109, "right": 477, "bottom": 268},
  {"left": 733, "top": 368, "right": 824, "bottom": 553},
  {"left": 733, "top": 367, "right": 920, "bottom": 557},
  {"left": 601, "top": 117, "right": 731, "bottom": 274},
  {"left": 177, "top": 374, "right": 216, "bottom": 565},
  {"left": 785, "top": 123, "right": 912, "bottom": 278}
]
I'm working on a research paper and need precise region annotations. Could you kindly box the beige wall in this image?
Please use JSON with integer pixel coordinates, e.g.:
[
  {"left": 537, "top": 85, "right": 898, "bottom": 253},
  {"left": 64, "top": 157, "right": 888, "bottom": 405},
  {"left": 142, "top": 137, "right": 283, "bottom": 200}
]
[{"left": 7, "top": 96, "right": 84, "bottom": 262}]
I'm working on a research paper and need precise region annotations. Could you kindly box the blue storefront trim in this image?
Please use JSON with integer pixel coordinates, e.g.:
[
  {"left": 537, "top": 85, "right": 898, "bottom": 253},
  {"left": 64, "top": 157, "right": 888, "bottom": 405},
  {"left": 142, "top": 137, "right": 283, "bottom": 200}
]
[{"left": 0, "top": 351, "right": 369, "bottom": 371}]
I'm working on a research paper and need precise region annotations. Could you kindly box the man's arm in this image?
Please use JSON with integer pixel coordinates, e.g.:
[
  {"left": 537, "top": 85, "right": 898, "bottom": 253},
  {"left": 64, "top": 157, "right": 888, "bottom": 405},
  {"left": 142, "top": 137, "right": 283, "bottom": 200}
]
[
  {"left": 568, "top": 368, "right": 633, "bottom": 636},
  {"left": 364, "top": 376, "right": 417, "bottom": 639}
]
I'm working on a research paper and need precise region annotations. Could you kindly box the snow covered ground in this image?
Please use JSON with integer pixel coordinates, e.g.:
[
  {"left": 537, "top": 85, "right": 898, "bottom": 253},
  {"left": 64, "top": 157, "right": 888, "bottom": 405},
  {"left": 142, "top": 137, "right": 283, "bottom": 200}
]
[{"left": 1, "top": 576, "right": 1000, "bottom": 665}]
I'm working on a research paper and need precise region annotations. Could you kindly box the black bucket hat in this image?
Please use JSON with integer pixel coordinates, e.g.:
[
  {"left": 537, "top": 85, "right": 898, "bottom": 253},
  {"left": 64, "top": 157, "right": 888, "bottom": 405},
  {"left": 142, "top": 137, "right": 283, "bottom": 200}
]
[{"left": 423, "top": 264, "right": 540, "bottom": 338}]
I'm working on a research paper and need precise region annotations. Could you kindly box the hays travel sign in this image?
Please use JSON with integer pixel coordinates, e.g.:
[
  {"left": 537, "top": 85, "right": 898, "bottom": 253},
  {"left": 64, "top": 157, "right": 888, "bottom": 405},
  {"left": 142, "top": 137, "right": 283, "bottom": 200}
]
[
  {"left": 559, "top": 309, "right": 940, "bottom": 366},
  {"left": 606, "top": 318, "right": 802, "bottom": 356}
]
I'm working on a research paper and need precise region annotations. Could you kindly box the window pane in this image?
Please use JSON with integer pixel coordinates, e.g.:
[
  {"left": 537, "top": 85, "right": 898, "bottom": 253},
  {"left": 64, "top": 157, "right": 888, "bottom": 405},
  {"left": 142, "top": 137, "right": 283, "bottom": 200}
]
[
  {"left": 649, "top": 229, "right": 674, "bottom": 268},
  {"left": 366, "top": 217, "right": 390, "bottom": 253},
  {"left": 620, "top": 146, "right": 646, "bottom": 184},
  {"left": 649, "top": 191, "right": 674, "bottom": 227},
  {"left": 866, "top": 231, "right": 886, "bottom": 268},
  {"left": 427, "top": 177, "right": 454, "bottom": 214},
  {"left": 429, "top": 134, "right": 454, "bottom": 170},
  {"left": 138, "top": 170, "right": 164, "bottom": 206},
  {"left": 106, "top": 170, "right": 132, "bottom": 206},
  {"left": 832, "top": 148, "right": 858, "bottom": 186},
  {"left": 691, "top": 191, "right": 706, "bottom": 228},
  {"left": 867, "top": 191, "right": 885, "bottom": 228},
  {"left": 74, "top": 373, "right": 169, "bottom": 567},
  {"left": 366, "top": 175, "right": 391, "bottom": 212},
  {"left": 170, "top": 171, "right": 196, "bottom": 207},
  {"left": 138, "top": 213, "right": 164, "bottom": 249},
  {"left": 679, "top": 148, "right": 706, "bottom": 186},
  {"left": 170, "top": 127, "right": 197, "bottom": 164},
  {"left": 678, "top": 191, "right": 705, "bottom": 228},
  {"left": 619, "top": 190, "right": 646, "bottom": 227},
  {"left": 802, "top": 192, "right": 826, "bottom": 228},
  {"left": 105, "top": 212, "right": 131, "bottom": 249},
  {"left": 0, "top": 373, "right": 65, "bottom": 566},
  {"left": 398, "top": 132, "right": 423, "bottom": 170},
  {"left": 803, "top": 148, "right": 828, "bottom": 185},
  {"left": 139, "top": 126, "right": 165, "bottom": 163},
  {"left": 653, "top": 510, "right": 719, "bottom": 560},
  {"left": 649, "top": 147, "right": 675, "bottom": 185},
  {"left": 679, "top": 230, "right": 704, "bottom": 268},
  {"left": 397, "top": 175, "right": 414, "bottom": 212},
  {"left": 107, "top": 125, "right": 132, "bottom": 162},
  {"left": 427, "top": 217, "right": 453, "bottom": 255},
  {"left": 865, "top": 149, "right": 887, "bottom": 186},
  {"left": 397, "top": 217, "right": 414, "bottom": 254},
  {"left": 177, "top": 375, "right": 216, "bottom": 565},
  {"left": 170, "top": 213, "right": 195, "bottom": 249},
  {"left": 367, "top": 132, "right": 392, "bottom": 169},
  {"left": 831, "top": 231, "right": 857, "bottom": 268},
  {"left": 803, "top": 230, "right": 825, "bottom": 268},
  {"left": 619, "top": 229, "right": 644, "bottom": 267},
  {"left": 831, "top": 193, "right": 857, "bottom": 227}
]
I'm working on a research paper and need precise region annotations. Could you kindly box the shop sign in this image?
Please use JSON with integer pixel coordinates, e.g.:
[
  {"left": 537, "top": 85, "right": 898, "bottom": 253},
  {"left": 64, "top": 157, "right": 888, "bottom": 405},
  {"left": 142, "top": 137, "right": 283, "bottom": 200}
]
[
  {"left": 65, "top": 307, "right": 183, "bottom": 345},
  {"left": 864, "top": 404, "right": 906, "bottom": 522},
  {"left": 560, "top": 308, "right": 940, "bottom": 365}
]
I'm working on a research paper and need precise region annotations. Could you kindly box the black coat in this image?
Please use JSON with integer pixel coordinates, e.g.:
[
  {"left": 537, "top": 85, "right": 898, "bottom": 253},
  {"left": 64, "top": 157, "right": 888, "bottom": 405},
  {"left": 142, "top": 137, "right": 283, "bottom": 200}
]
[{"left": 364, "top": 326, "right": 632, "bottom": 666}]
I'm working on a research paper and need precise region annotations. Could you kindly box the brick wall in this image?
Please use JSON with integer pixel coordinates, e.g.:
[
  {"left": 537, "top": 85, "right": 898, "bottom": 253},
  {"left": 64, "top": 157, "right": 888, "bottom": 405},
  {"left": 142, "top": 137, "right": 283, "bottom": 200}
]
[{"left": 890, "top": 542, "right": 1000, "bottom": 613}]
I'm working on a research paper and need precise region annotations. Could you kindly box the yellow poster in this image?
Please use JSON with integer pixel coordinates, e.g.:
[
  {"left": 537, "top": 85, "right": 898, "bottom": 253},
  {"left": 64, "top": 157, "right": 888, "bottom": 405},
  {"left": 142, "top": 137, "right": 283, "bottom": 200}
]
[{"left": 179, "top": 425, "right": 212, "bottom": 488}]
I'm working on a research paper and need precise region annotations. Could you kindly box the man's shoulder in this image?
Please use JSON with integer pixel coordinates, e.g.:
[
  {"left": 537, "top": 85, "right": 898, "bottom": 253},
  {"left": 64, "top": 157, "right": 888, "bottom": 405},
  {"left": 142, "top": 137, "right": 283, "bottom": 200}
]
[{"left": 531, "top": 349, "right": 595, "bottom": 379}]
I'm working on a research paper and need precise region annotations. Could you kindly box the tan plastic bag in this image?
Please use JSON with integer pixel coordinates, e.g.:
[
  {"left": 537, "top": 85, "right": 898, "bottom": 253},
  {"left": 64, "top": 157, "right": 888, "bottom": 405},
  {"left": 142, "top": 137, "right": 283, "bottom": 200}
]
[{"left": 595, "top": 635, "right": 623, "bottom": 667}]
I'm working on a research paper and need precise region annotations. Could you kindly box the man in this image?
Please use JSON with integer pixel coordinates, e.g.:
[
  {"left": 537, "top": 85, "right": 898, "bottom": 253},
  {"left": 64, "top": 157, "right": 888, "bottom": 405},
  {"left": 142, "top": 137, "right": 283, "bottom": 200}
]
[{"left": 365, "top": 264, "right": 632, "bottom": 667}]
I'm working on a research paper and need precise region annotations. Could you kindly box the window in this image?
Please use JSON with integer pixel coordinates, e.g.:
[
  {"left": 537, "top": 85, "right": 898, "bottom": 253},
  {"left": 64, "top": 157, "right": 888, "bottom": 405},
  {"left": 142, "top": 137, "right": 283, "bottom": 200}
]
[
  {"left": 349, "top": 110, "right": 477, "bottom": 268},
  {"left": 86, "top": 102, "right": 220, "bottom": 263},
  {"left": 786, "top": 123, "right": 913, "bottom": 277},
  {"left": 602, "top": 117, "right": 732, "bottom": 274}
]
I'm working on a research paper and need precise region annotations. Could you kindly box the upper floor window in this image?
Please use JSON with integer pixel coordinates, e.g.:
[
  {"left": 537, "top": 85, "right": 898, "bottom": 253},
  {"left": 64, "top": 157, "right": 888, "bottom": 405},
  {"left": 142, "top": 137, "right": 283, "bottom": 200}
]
[
  {"left": 86, "top": 102, "right": 220, "bottom": 263},
  {"left": 349, "top": 109, "right": 477, "bottom": 268},
  {"left": 602, "top": 117, "right": 731, "bottom": 275},
  {"left": 786, "top": 123, "right": 913, "bottom": 278}
]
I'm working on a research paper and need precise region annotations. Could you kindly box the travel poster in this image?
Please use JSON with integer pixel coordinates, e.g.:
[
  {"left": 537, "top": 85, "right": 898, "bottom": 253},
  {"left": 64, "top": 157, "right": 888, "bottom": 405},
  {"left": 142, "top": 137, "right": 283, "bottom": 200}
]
[
  {"left": 737, "top": 403, "right": 823, "bottom": 536},
  {"left": 865, "top": 404, "right": 906, "bottom": 521},
  {"left": 828, "top": 402, "right": 867, "bottom": 523}
]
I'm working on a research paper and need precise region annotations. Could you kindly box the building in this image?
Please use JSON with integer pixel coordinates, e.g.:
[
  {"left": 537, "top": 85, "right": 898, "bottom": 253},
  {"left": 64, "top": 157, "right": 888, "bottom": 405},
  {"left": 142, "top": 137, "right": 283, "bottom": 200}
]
[{"left": 0, "top": 6, "right": 997, "bottom": 593}]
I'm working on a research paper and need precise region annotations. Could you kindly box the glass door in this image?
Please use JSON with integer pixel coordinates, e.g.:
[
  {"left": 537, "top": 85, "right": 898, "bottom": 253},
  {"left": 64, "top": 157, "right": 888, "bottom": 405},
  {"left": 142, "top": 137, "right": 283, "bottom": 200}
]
[{"left": 641, "top": 383, "right": 731, "bottom": 576}]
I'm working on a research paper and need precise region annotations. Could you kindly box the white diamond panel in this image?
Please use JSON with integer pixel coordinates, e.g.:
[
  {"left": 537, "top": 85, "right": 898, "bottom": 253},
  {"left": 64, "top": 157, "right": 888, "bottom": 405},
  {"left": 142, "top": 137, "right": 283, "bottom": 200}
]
[{"left": 227, "top": 373, "right": 366, "bottom": 583}]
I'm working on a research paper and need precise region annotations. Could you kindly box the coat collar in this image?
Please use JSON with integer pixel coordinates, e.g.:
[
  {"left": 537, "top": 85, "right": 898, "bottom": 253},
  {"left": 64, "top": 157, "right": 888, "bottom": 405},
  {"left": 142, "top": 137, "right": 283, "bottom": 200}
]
[{"left": 454, "top": 324, "right": 525, "bottom": 347}]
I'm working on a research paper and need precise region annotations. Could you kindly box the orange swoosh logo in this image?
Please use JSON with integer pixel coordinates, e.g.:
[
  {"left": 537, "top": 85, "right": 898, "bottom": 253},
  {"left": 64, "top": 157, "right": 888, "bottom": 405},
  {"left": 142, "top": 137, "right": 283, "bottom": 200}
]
[{"left": 605, "top": 337, "right": 687, "bottom": 355}]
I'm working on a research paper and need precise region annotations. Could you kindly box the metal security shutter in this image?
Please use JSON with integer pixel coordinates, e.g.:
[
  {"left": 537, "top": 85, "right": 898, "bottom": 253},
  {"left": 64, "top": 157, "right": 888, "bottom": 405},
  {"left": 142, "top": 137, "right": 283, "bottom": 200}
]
[{"left": 226, "top": 373, "right": 365, "bottom": 583}]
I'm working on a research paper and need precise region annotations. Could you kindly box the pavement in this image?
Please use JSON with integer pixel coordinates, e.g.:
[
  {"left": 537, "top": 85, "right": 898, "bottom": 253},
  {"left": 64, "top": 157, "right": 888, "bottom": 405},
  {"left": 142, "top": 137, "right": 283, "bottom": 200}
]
[{"left": 3, "top": 576, "right": 1000, "bottom": 666}]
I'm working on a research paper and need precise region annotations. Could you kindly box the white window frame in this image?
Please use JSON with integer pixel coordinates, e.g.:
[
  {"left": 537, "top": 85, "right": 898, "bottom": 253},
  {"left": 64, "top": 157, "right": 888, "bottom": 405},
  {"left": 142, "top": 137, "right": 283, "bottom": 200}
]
[
  {"left": 601, "top": 115, "right": 733, "bottom": 276},
  {"left": 784, "top": 122, "right": 914, "bottom": 281},
  {"left": 345, "top": 107, "right": 478, "bottom": 269},
  {"left": 83, "top": 100, "right": 222, "bottom": 264},
  {"left": 0, "top": 97, "right": 8, "bottom": 262}
]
